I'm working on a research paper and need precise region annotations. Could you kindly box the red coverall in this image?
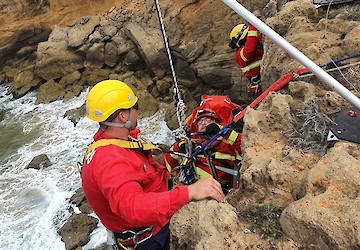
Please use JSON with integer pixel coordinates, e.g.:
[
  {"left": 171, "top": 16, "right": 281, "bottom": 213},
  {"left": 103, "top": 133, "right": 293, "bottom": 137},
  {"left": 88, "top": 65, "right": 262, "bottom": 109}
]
[
  {"left": 81, "top": 129, "right": 189, "bottom": 236},
  {"left": 163, "top": 129, "right": 242, "bottom": 187},
  {"left": 234, "top": 24, "right": 263, "bottom": 80}
]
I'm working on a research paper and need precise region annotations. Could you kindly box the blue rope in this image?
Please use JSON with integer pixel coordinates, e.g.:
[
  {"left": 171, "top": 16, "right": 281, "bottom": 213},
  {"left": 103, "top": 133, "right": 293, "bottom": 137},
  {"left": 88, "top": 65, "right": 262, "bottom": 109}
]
[{"left": 320, "top": 53, "right": 360, "bottom": 68}]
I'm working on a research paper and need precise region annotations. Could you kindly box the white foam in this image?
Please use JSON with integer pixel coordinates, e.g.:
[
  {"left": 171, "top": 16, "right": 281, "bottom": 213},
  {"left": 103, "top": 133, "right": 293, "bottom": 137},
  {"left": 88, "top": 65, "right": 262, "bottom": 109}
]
[{"left": 0, "top": 86, "right": 176, "bottom": 249}]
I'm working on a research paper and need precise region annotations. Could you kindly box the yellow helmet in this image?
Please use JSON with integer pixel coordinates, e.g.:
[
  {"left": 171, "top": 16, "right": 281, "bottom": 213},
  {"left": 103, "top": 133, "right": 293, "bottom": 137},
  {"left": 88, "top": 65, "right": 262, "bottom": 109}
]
[
  {"left": 86, "top": 80, "right": 138, "bottom": 122},
  {"left": 229, "top": 23, "right": 249, "bottom": 49}
]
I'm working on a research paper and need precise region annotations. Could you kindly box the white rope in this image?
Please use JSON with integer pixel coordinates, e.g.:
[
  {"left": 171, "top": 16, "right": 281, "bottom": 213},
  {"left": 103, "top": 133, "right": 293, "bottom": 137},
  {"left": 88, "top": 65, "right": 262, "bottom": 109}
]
[
  {"left": 298, "top": 61, "right": 360, "bottom": 95},
  {"left": 328, "top": 61, "right": 360, "bottom": 95},
  {"left": 153, "top": 0, "right": 187, "bottom": 140},
  {"left": 323, "top": 0, "right": 334, "bottom": 38}
]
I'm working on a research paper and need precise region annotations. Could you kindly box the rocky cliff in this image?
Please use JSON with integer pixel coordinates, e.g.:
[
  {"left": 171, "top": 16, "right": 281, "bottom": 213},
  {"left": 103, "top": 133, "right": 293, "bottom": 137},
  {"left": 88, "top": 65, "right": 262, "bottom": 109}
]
[{"left": 0, "top": 0, "right": 359, "bottom": 249}]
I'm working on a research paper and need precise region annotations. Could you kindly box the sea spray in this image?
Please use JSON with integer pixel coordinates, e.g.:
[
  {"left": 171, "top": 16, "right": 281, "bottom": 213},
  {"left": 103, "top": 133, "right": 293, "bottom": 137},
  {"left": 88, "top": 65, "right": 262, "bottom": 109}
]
[{"left": 0, "top": 86, "right": 175, "bottom": 249}]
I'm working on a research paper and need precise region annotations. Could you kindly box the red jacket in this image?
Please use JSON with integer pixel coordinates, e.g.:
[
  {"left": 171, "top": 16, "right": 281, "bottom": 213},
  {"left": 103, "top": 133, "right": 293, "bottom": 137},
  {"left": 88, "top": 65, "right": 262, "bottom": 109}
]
[
  {"left": 81, "top": 129, "right": 189, "bottom": 235},
  {"left": 163, "top": 129, "right": 242, "bottom": 186},
  {"left": 234, "top": 25, "right": 263, "bottom": 78}
]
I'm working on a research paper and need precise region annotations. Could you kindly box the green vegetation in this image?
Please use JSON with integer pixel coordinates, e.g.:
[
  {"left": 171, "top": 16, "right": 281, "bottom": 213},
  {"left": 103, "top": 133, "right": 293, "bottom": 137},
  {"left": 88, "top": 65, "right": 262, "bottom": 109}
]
[
  {"left": 260, "top": 204, "right": 282, "bottom": 238},
  {"left": 308, "top": 10, "right": 325, "bottom": 24},
  {"left": 240, "top": 203, "right": 283, "bottom": 239}
]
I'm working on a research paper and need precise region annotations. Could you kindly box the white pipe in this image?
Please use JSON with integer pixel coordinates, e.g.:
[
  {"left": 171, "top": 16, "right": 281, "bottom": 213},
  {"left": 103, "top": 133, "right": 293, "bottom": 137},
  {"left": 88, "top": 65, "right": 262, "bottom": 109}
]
[{"left": 222, "top": 0, "right": 360, "bottom": 110}]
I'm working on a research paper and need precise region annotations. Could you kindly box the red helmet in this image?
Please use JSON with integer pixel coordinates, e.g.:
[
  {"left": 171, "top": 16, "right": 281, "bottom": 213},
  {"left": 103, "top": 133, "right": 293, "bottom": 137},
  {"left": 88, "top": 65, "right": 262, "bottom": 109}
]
[{"left": 193, "top": 108, "right": 221, "bottom": 124}]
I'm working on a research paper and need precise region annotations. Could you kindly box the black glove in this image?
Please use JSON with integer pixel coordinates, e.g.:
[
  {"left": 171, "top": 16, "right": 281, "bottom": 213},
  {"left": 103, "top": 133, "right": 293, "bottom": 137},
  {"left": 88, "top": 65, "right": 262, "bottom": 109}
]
[
  {"left": 232, "top": 119, "right": 244, "bottom": 132},
  {"left": 204, "top": 123, "right": 221, "bottom": 135}
]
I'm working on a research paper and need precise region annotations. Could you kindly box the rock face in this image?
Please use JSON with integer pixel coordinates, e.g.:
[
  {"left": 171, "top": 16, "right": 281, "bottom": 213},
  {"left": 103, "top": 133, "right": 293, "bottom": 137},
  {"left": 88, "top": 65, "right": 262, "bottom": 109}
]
[
  {"left": 281, "top": 142, "right": 360, "bottom": 250},
  {"left": 174, "top": 82, "right": 359, "bottom": 250},
  {"left": 1, "top": 0, "right": 359, "bottom": 249}
]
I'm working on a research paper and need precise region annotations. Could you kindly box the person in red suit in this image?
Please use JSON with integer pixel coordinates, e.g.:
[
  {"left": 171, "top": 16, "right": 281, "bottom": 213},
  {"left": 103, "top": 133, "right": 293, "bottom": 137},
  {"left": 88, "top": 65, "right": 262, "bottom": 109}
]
[
  {"left": 82, "top": 80, "right": 225, "bottom": 250},
  {"left": 229, "top": 15, "right": 264, "bottom": 99},
  {"left": 163, "top": 108, "right": 242, "bottom": 193}
]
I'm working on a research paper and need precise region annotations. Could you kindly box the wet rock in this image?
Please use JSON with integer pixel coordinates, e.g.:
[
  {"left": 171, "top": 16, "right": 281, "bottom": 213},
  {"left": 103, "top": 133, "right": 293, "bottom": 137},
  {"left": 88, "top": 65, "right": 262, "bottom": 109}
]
[
  {"left": 64, "top": 104, "right": 86, "bottom": 126},
  {"left": 70, "top": 188, "right": 93, "bottom": 214},
  {"left": 58, "top": 213, "right": 98, "bottom": 250},
  {"left": 63, "top": 84, "right": 84, "bottom": 102},
  {"left": 0, "top": 109, "right": 7, "bottom": 122},
  {"left": 25, "top": 154, "right": 51, "bottom": 170}
]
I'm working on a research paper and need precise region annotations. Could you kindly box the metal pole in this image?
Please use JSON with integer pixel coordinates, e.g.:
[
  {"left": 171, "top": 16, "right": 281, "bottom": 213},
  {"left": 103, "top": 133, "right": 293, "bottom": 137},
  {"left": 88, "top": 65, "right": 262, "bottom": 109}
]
[{"left": 222, "top": 0, "right": 360, "bottom": 110}]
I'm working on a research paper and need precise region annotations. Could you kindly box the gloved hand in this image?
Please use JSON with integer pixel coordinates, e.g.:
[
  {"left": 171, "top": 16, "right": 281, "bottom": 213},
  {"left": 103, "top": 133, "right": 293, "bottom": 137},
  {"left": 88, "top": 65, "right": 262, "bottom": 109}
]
[{"left": 204, "top": 123, "right": 221, "bottom": 135}]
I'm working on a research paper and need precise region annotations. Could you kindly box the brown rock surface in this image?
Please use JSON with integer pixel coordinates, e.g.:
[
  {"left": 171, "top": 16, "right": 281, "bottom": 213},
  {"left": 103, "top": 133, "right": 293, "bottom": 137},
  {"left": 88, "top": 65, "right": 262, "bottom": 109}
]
[{"left": 1, "top": 0, "right": 359, "bottom": 249}]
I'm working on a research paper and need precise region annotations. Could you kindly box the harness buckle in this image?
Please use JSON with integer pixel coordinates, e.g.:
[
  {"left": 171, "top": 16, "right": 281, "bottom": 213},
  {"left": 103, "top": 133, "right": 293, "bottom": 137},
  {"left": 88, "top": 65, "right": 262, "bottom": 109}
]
[
  {"left": 115, "top": 226, "right": 154, "bottom": 249},
  {"left": 127, "top": 225, "right": 154, "bottom": 246}
]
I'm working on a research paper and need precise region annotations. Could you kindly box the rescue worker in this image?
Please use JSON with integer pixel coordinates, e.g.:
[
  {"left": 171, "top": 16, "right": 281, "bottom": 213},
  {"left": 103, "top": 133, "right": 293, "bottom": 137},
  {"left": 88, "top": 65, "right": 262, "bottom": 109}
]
[
  {"left": 229, "top": 15, "right": 264, "bottom": 99},
  {"left": 163, "top": 108, "right": 242, "bottom": 193},
  {"left": 81, "top": 80, "right": 225, "bottom": 250}
]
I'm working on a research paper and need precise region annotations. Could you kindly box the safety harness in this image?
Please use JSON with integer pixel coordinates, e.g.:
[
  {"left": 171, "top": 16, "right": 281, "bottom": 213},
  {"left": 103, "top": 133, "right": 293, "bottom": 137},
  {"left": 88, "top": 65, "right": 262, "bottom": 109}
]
[
  {"left": 112, "top": 226, "right": 154, "bottom": 250},
  {"left": 85, "top": 139, "right": 160, "bottom": 156},
  {"left": 84, "top": 138, "right": 170, "bottom": 173}
]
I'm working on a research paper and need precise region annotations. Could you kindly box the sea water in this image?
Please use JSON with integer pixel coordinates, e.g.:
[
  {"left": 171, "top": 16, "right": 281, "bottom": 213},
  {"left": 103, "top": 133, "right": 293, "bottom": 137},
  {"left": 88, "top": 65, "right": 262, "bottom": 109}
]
[{"left": 0, "top": 86, "right": 175, "bottom": 250}]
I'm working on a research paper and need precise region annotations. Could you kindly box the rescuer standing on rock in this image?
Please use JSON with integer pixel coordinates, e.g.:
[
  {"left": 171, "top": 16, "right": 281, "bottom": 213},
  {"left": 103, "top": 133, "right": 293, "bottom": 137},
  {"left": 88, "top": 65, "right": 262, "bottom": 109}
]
[
  {"left": 81, "top": 80, "right": 225, "bottom": 250},
  {"left": 229, "top": 10, "right": 264, "bottom": 99}
]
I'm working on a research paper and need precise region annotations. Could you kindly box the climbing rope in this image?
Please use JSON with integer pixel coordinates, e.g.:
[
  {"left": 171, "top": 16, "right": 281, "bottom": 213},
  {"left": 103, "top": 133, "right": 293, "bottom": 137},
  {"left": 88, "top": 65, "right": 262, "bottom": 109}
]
[
  {"left": 320, "top": 53, "right": 360, "bottom": 68},
  {"left": 153, "top": 0, "right": 194, "bottom": 185},
  {"left": 299, "top": 61, "right": 360, "bottom": 95},
  {"left": 153, "top": 0, "right": 187, "bottom": 140}
]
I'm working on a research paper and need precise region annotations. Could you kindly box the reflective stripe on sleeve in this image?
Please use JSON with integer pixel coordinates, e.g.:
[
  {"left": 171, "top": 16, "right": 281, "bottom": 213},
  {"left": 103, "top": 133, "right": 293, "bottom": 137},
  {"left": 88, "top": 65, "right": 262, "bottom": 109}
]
[
  {"left": 240, "top": 59, "right": 262, "bottom": 73},
  {"left": 196, "top": 167, "right": 212, "bottom": 179},
  {"left": 226, "top": 131, "right": 238, "bottom": 145},
  {"left": 247, "top": 31, "right": 258, "bottom": 37},
  {"left": 240, "top": 48, "right": 248, "bottom": 62}
]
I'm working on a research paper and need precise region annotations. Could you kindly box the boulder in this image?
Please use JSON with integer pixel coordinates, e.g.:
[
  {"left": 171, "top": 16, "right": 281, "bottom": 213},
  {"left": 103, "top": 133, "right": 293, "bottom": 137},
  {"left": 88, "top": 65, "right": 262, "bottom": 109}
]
[
  {"left": 280, "top": 142, "right": 360, "bottom": 249},
  {"left": 35, "top": 41, "right": 84, "bottom": 80},
  {"left": 124, "top": 22, "right": 169, "bottom": 78},
  {"left": 342, "top": 25, "right": 360, "bottom": 55},
  {"left": 25, "top": 154, "right": 51, "bottom": 170},
  {"left": 58, "top": 213, "right": 98, "bottom": 250},
  {"left": 36, "top": 79, "right": 65, "bottom": 104},
  {"left": 11, "top": 70, "right": 42, "bottom": 98},
  {"left": 84, "top": 42, "right": 105, "bottom": 69},
  {"left": 64, "top": 104, "right": 86, "bottom": 126},
  {"left": 67, "top": 16, "right": 100, "bottom": 47},
  {"left": 170, "top": 200, "right": 241, "bottom": 249}
]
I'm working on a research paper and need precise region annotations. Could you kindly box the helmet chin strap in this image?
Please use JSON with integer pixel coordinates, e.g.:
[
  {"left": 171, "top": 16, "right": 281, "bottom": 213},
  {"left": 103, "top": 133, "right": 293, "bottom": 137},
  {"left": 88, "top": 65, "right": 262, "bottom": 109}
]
[{"left": 101, "top": 110, "right": 133, "bottom": 129}]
